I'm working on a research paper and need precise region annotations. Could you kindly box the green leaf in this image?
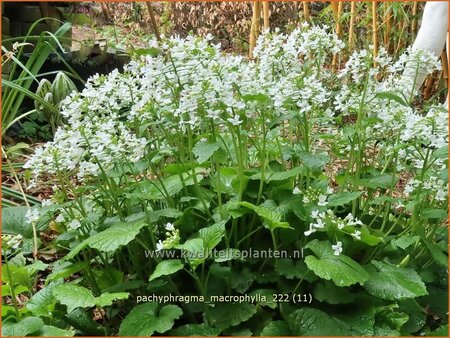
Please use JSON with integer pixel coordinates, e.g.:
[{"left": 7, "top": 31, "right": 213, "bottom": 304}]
[
  {"left": 429, "top": 324, "right": 448, "bottom": 336},
  {"left": 88, "top": 217, "right": 147, "bottom": 252},
  {"left": 350, "top": 225, "right": 383, "bottom": 246},
  {"left": 238, "top": 201, "right": 292, "bottom": 230},
  {"left": 178, "top": 238, "right": 205, "bottom": 268},
  {"left": 313, "top": 281, "right": 356, "bottom": 304},
  {"left": 275, "top": 258, "right": 310, "bottom": 280},
  {"left": 327, "top": 192, "right": 362, "bottom": 207},
  {"left": 199, "top": 221, "right": 226, "bottom": 252},
  {"left": 358, "top": 174, "right": 398, "bottom": 189},
  {"left": 95, "top": 292, "right": 130, "bottom": 307},
  {"left": 391, "top": 235, "right": 419, "bottom": 250},
  {"left": 53, "top": 284, "right": 96, "bottom": 313},
  {"left": 399, "top": 299, "right": 426, "bottom": 333},
  {"left": 1, "top": 206, "right": 32, "bottom": 238},
  {"left": 214, "top": 248, "right": 241, "bottom": 262},
  {"left": 2, "top": 317, "right": 44, "bottom": 336},
  {"left": 193, "top": 140, "right": 220, "bottom": 164},
  {"left": 2, "top": 261, "right": 48, "bottom": 290},
  {"left": 421, "top": 209, "right": 448, "bottom": 219},
  {"left": 423, "top": 240, "right": 448, "bottom": 267},
  {"left": 149, "top": 259, "right": 184, "bottom": 282},
  {"left": 299, "top": 151, "right": 330, "bottom": 172},
  {"left": 305, "top": 240, "right": 368, "bottom": 287},
  {"left": 375, "top": 91, "right": 408, "bottom": 106},
  {"left": 249, "top": 289, "right": 276, "bottom": 309},
  {"left": 377, "top": 308, "right": 409, "bottom": 331},
  {"left": 170, "top": 323, "right": 221, "bottom": 336},
  {"left": 432, "top": 146, "right": 448, "bottom": 160},
  {"left": 242, "top": 93, "right": 272, "bottom": 104},
  {"left": 38, "top": 325, "right": 75, "bottom": 337},
  {"left": 205, "top": 303, "right": 257, "bottom": 330},
  {"left": 363, "top": 260, "right": 428, "bottom": 300},
  {"left": 288, "top": 308, "right": 350, "bottom": 335},
  {"left": 147, "top": 208, "right": 182, "bottom": 223},
  {"left": 53, "top": 284, "right": 129, "bottom": 312},
  {"left": 26, "top": 282, "right": 60, "bottom": 317},
  {"left": 231, "top": 267, "right": 254, "bottom": 293},
  {"left": 133, "top": 47, "right": 161, "bottom": 57},
  {"left": 63, "top": 308, "right": 105, "bottom": 336},
  {"left": 119, "top": 302, "right": 183, "bottom": 336},
  {"left": 267, "top": 167, "right": 302, "bottom": 182},
  {"left": 260, "top": 321, "right": 291, "bottom": 336},
  {"left": 137, "top": 172, "right": 204, "bottom": 200},
  {"left": 66, "top": 217, "right": 147, "bottom": 259},
  {"left": 46, "top": 262, "right": 89, "bottom": 283}
]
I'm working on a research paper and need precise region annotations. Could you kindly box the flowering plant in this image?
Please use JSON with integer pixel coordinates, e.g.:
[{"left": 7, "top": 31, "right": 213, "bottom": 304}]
[{"left": 3, "top": 25, "right": 447, "bottom": 336}]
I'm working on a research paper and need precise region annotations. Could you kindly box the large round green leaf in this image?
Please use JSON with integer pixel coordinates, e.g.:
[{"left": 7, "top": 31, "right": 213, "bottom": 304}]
[
  {"left": 304, "top": 240, "right": 368, "bottom": 287},
  {"left": 119, "top": 302, "right": 182, "bottom": 336},
  {"left": 363, "top": 260, "right": 428, "bottom": 300}
]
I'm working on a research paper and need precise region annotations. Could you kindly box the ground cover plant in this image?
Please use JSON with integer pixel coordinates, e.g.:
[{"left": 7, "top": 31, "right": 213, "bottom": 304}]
[{"left": 2, "top": 24, "right": 448, "bottom": 336}]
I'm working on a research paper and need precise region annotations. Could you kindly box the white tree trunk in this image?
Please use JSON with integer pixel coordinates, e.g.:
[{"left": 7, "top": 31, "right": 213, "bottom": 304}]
[{"left": 400, "top": 2, "right": 448, "bottom": 101}]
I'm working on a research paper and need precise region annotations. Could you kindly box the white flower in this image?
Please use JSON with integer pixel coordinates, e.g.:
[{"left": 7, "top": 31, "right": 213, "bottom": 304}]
[
  {"left": 293, "top": 187, "right": 301, "bottom": 195},
  {"left": 317, "top": 194, "right": 328, "bottom": 206},
  {"left": 331, "top": 241, "right": 343, "bottom": 256},
  {"left": 312, "top": 219, "right": 325, "bottom": 229},
  {"left": 41, "top": 199, "right": 53, "bottom": 207},
  {"left": 311, "top": 210, "right": 320, "bottom": 219},
  {"left": 165, "top": 222, "right": 175, "bottom": 231},
  {"left": 156, "top": 240, "right": 164, "bottom": 251},
  {"left": 68, "top": 219, "right": 81, "bottom": 230},
  {"left": 352, "top": 230, "right": 361, "bottom": 240},
  {"left": 55, "top": 213, "right": 65, "bottom": 223},
  {"left": 25, "top": 208, "right": 40, "bottom": 224},
  {"left": 227, "top": 115, "right": 243, "bottom": 126},
  {"left": 304, "top": 228, "right": 316, "bottom": 236}
]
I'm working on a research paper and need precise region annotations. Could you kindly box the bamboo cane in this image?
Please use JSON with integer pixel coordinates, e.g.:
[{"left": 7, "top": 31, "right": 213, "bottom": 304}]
[
  {"left": 383, "top": 2, "right": 392, "bottom": 52},
  {"left": 146, "top": 1, "right": 161, "bottom": 42},
  {"left": 303, "top": 1, "right": 310, "bottom": 22},
  {"left": 263, "top": 1, "right": 270, "bottom": 30},
  {"left": 249, "top": 1, "right": 262, "bottom": 58},
  {"left": 372, "top": 1, "right": 378, "bottom": 60},
  {"left": 411, "top": 1, "right": 419, "bottom": 36},
  {"left": 348, "top": 1, "right": 356, "bottom": 47},
  {"left": 331, "top": 1, "right": 342, "bottom": 71},
  {"left": 441, "top": 50, "right": 448, "bottom": 83}
]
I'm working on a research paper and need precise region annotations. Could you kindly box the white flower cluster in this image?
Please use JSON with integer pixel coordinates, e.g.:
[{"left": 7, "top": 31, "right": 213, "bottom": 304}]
[
  {"left": 23, "top": 26, "right": 447, "bottom": 215},
  {"left": 156, "top": 222, "right": 180, "bottom": 251},
  {"left": 25, "top": 208, "right": 40, "bottom": 224},
  {"left": 300, "top": 186, "right": 334, "bottom": 206},
  {"left": 2, "top": 234, "right": 23, "bottom": 252},
  {"left": 304, "top": 210, "right": 363, "bottom": 241},
  {"left": 25, "top": 25, "right": 344, "bottom": 185},
  {"left": 334, "top": 44, "right": 447, "bottom": 203}
]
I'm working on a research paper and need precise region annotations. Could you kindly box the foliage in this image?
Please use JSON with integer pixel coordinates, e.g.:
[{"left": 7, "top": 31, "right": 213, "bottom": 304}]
[
  {"left": 2, "top": 26, "right": 447, "bottom": 336},
  {"left": 1, "top": 18, "right": 81, "bottom": 144}
]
